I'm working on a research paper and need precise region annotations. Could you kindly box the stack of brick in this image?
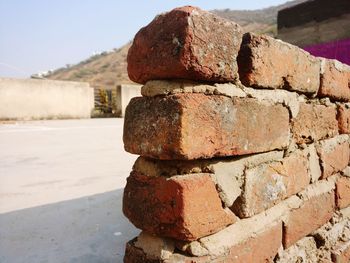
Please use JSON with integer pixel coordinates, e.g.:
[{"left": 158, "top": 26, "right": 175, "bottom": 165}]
[{"left": 122, "top": 6, "right": 350, "bottom": 263}]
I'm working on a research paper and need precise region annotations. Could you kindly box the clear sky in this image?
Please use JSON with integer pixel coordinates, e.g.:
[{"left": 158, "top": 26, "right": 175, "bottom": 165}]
[{"left": 0, "top": 0, "right": 289, "bottom": 78}]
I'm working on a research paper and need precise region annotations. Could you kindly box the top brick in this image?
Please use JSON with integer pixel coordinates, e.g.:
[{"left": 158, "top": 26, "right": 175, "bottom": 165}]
[
  {"left": 127, "top": 6, "right": 243, "bottom": 84},
  {"left": 238, "top": 33, "right": 320, "bottom": 95}
]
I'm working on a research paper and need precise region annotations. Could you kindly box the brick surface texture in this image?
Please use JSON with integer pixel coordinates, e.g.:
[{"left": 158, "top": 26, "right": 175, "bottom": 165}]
[
  {"left": 292, "top": 103, "right": 338, "bottom": 144},
  {"left": 122, "top": 5, "right": 350, "bottom": 262},
  {"left": 124, "top": 94, "right": 290, "bottom": 160},
  {"left": 233, "top": 150, "right": 309, "bottom": 218},
  {"left": 317, "top": 141, "right": 350, "bottom": 179},
  {"left": 336, "top": 176, "right": 350, "bottom": 209},
  {"left": 238, "top": 33, "right": 320, "bottom": 94},
  {"left": 319, "top": 59, "right": 350, "bottom": 102},
  {"left": 338, "top": 104, "right": 350, "bottom": 134},
  {"left": 283, "top": 191, "right": 335, "bottom": 248},
  {"left": 123, "top": 171, "right": 235, "bottom": 241},
  {"left": 127, "top": 6, "right": 243, "bottom": 84}
]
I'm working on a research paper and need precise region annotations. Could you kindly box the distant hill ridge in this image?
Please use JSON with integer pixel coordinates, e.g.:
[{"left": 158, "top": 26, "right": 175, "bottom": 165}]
[{"left": 46, "top": 0, "right": 306, "bottom": 88}]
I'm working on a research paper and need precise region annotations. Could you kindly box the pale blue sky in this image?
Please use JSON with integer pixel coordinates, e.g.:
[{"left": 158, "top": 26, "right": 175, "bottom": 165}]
[{"left": 0, "top": 0, "right": 289, "bottom": 78}]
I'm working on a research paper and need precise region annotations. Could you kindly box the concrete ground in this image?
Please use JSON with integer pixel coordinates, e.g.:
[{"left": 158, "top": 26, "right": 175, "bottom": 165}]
[{"left": 0, "top": 118, "right": 139, "bottom": 263}]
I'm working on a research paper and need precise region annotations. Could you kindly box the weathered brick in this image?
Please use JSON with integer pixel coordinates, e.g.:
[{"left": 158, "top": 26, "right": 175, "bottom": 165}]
[
  {"left": 238, "top": 32, "right": 320, "bottom": 94},
  {"left": 222, "top": 222, "right": 282, "bottom": 263},
  {"left": 316, "top": 136, "right": 350, "bottom": 179},
  {"left": 283, "top": 191, "right": 335, "bottom": 248},
  {"left": 336, "top": 176, "right": 350, "bottom": 209},
  {"left": 319, "top": 59, "right": 350, "bottom": 102},
  {"left": 127, "top": 6, "right": 243, "bottom": 84},
  {"left": 292, "top": 102, "right": 338, "bottom": 144},
  {"left": 188, "top": 196, "right": 302, "bottom": 257},
  {"left": 133, "top": 150, "right": 283, "bottom": 208},
  {"left": 124, "top": 94, "right": 290, "bottom": 160},
  {"left": 233, "top": 150, "right": 310, "bottom": 218},
  {"left": 125, "top": 223, "right": 282, "bottom": 263},
  {"left": 338, "top": 104, "right": 350, "bottom": 134},
  {"left": 123, "top": 171, "right": 236, "bottom": 241}
]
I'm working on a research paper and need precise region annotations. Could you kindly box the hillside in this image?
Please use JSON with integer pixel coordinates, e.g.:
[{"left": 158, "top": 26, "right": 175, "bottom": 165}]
[
  {"left": 46, "top": 43, "right": 132, "bottom": 89},
  {"left": 46, "top": 0, "right": 306, "bottom": 88}
]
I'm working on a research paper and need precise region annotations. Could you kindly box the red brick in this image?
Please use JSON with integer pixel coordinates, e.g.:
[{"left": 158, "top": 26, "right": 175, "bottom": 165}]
[
  {"left": 223, "top": 222, "right": 282, "bottom": 263},
  {"left": 292, "top": 103, "right": 338, "bottom": 144},
  {"left": 127, "top": 6, "right": 243, "bottom": 84},
  {"left": 336, "top": 176, "right": 350, "bottom": 209},
  {"left": 338, "top": 104, "right": 350, "bottom": 134},
  {"left": 283, "top": 191, "right": 335, "bottom": 248},
  {"left": 317, "top": 140, "right": 350, "bottom": 179},
  {"left": 124, "top": 94, "right": 290, "bottom": 160},
  {"left": 319, "top": 59, "right": 350, "bottom": 102},
  {"left": 122, "top": 171, "right": 236, "bottom": 241},
  {"left": 238, "top": 32, "right": 320, "bottom": 94},
  {"left": 124, "top": 223, "right": 282, "bottom": 263},
  {"left": 233, "top": 150, "right": 310, "bottom": 217}
]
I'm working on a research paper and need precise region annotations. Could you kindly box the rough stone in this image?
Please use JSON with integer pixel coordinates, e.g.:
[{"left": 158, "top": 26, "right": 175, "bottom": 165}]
[
  {"left": 134, "top": 232, "right": 175, "bottom": 260},
  {"left": 127, "top": 6, "right": 243, "bottom": 84},
  {"left": 141, "top": 80, "right": 246, "bottom": 98},
  {"left": 307, "top": 144, "right": 322, "bottom": 183},
  {"left": 313, "top": 217, "right": 350, "bottom": 250},
  {"left": 233, "top": 149, "right": 310, "bottom": 218},
  {"left": 209, "top": 150, "right": 284, "bottom": 207},
  {"left": 142, "top": 80, "right": 302, "bottom": 118},
  {"left": 342, "top": 166, "right": 350, "bottom": 177},
  {"left": 292, "top": 102, "right": 338, "bottom": 144},
  {"left": 331, "top": 241, "right": 350, "bottom": 263},
  {"left": 339, "top": 206, "right": 350, "bottom": 219},
  {"left": 123, "top": 172, "right": 236, "bottom": 241},
  {"left": 124, "top": 240, "right": 163, "bottom": 263},
  {"left": 242, "top": 86, "right": 301, "bottom": 118},
  {"left": 238, "top": 32, "right": 320, "bottom": 95},
  {"left": 184, "top": 241, "right": 209, "bottom": 257},
  {"left": 124, "top": 94, "right": 290, "bottom": 160},
  {"left": 297, "top": 176, "right": 336, "bottom": 201},
  {"left": 319, "top": 59, "right": 350, "bottom": 102},
  {"left": 275, "top": 237, "right": 318, "bottom": 263},
  {"left": 316, "top": 135, "right": 350, "bottom": 179}
]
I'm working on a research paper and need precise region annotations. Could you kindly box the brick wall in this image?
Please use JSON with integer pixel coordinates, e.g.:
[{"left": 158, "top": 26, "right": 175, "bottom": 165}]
[{"left": 122, "top": 6, "right": 350, "bottom": 262}]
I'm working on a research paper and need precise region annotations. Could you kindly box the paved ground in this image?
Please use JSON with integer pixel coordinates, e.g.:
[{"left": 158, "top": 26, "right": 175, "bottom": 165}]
[{"left": 0, "top": 118, "right": 139, "bottom": 263}]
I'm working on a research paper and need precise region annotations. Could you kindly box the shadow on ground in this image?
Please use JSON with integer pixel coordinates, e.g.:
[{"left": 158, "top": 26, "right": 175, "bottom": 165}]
[{"left": 0, "top": 188, "right": 139, "bottom": 263}]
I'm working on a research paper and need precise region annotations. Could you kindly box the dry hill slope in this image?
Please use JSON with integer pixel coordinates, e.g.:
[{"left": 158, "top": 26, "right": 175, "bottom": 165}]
[
  {"left": 47, "top": 43, "right": 132, "bottom": 89},
  {"left": 46, "top": 0, "right": 306, "bottom": 88}
]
